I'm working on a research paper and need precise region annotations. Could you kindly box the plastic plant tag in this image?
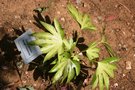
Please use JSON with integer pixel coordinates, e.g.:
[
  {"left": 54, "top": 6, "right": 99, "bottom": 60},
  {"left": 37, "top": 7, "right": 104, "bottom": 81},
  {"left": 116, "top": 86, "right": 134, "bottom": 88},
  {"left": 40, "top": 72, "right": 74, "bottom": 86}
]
[{"left": 14, "top": 29, "right": 42, "bottom": 64}]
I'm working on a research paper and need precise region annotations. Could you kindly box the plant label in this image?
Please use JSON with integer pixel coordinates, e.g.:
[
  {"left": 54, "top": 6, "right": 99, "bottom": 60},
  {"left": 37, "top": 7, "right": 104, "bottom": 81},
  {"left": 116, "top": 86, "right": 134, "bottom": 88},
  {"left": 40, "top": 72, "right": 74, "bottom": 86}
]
[{"left": 14, "top": 29, "right": 42, "bottom": 64}]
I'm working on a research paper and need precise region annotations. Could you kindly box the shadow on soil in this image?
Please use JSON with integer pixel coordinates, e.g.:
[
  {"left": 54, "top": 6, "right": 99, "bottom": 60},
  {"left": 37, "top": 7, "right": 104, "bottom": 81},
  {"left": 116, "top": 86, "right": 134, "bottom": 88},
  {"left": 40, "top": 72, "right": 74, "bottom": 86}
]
[{"left": 0, "top": 27, "right": 25, "bottom": 89}]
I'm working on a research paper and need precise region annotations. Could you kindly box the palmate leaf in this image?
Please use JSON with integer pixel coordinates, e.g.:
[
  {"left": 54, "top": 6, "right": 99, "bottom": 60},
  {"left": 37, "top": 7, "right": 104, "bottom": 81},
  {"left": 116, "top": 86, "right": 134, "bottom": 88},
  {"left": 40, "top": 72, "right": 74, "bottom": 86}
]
[
  {"left": 49, "top": 52, "right": 80, "bottom": 83},
  {"left": 29, "top": 19, "right": 64, "bottom": 62},
  {"left": 91, "top": 57, "right": 119, "bottom": 90},
  {"left": 67, "top": 3, "right": 96, "bottom": 30},
  {"left": 86, "top": 42, "right": 100, "bottom": 61}
]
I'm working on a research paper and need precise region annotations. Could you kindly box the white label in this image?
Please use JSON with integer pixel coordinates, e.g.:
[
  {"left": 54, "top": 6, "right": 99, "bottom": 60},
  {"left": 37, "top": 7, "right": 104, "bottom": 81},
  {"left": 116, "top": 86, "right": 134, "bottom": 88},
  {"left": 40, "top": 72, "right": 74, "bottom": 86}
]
[{"left": 14, "top": 29, "right": 42, "bottom": 64}]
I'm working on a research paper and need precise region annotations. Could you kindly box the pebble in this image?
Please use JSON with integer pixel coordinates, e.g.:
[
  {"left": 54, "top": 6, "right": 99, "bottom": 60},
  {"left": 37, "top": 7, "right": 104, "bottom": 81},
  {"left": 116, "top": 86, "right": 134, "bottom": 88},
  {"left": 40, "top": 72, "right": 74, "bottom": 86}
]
[
  {"left": 122, "top": 74, "right": 126, "bottom": 77},
  {"left": 25, "top": 71, "right": 28, "bottom": 75},
  {"left": 122, "top": 31, "right": 126, "bottom": 35},
  {"left": 93, "top": 18, "right": 98, "bottom": 24},
  {"left": 33, "top": 83, "right": 37, "bottom": 87},
  {"left": 22, "top": 80, "right": 26, "bottom": 84},
  {"left": 29, "top": 20, "right": 32, "bottom": 23},
  {"left": 83, "top": 78, "right": 88, "bottom": 86},
  {"left": 97, "top": 16, "right": 103, "bottom": 21},
  {"left": 125, "top": 61, "right": 132, "bottom": 70},
  {"left": 57, "top": 11, "right": 60, "bottom": 15},
  {"left": 60, "top": 17, "right": 65, "bottom": 22},
  {"left": 79, "top": 52, "right": 83, "bottom": 56},
  {"left": 61, "top": 4, "right": 65, "bottom": 7},
  {"left": 14, "top": 15, "right": 20, "bottom": 19},
  {"left": 7, "top": 29, "right": 14, "bottom": 32},
  {"left": 114, "top": 83, "right": 118, "bottom": 87},
  {"left": 131, "top": 29, "right": 134, "bottom": 32},
  {"left": 1, "top": 51, "right": 5, "bottom": 55},
  {"left": 1, "top": 66, "right": 8, "bottom": 70},
  {"left": 76, "top": 0, "right": 81, "bottom": 5}
]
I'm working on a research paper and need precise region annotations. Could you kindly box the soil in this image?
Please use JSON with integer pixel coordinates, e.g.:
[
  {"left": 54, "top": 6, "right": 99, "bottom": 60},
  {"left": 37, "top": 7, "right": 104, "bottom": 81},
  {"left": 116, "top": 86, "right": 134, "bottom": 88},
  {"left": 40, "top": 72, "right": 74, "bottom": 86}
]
[{"left": 0, "top": 0, "right": 135, "bottom": 90}]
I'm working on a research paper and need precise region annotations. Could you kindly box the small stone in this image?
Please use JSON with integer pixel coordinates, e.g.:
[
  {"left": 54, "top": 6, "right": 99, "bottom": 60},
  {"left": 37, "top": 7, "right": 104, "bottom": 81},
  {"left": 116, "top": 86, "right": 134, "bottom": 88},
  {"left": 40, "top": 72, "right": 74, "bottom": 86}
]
[
  {"left": 97, "top": 16, "right": 103, "bottom": 21},
  {"left": 131, "top": 29, "right": 134, "bottom": 32},
  {"left": 84, "top": 4, "right": 87, "bottom": 7},
  {"left": 127, "top": 22, "right": 130, "bottom": 25},
  {"left": 1, "top": 51, "right": 5, "bottom": 55},
  {"left": 60, "top": 17, "right": 65, "bottom": 22},
  {"left": 29, "top": 20, "right": 32, "bottom": 23},
  {"left": 76, "top": 0, "right": 81, "bottom": 5},
  {"left": 133, "top": 54, "right": 135, "bottom": 57},
  {"left": 93, "top": 18, "right": 98, "bottom": 24},
  {"left": 122, "top": 31, "right": 126, "bottom": 35},
  {"left": 8, "top": 29, "right": 14, "bottom": 32},
  {"left": 114, "top": 83, "right": 118, "bottom": 87},
  {"left": 83, "top": 78, "right": 88, "bottom": 86},
  {"left": 122, "top": 74, "right": 126, "bottom": 77},
  {"left": 15, "top": 15, "right": 20, "bottom": 19},
  {"left": 61, "top": 4, "right": 65, "bottom": 7},
  {"left": 33, "top": 83, "right": 37, "bottom": 87},
  {"left": 1, "top": 66, "right": 8, "bottom": 70},
  {"left": 126, "top": 61, "right": 132, "bottom": 70},
  {"left": 122, "top": 86, "right": 124, "bottom": 89},
  {"left": 57, "top": 11, "right": 60, "bottom": 14},
  {"left": 22, "top": 80, "right": 26, "bottom": 84},
  {"left": 115, "top": 4, "right": 119, "bottom": 8},
  {"left": 79, "top": 52, "right": 83, "bottom": 56},
  {"left": 25, "top": 71, "right": 28, "bottom": 75},
  {"left": 118, "top": 43, "right": 122, "bottom": 47}
]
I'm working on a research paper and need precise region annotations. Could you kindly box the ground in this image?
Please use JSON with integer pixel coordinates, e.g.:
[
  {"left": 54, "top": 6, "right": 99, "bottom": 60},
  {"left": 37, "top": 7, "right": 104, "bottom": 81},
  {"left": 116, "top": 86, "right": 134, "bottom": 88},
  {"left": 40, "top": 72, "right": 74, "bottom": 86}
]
[{"left": 0, "top": 0, "right": 135, "bottom": 90}]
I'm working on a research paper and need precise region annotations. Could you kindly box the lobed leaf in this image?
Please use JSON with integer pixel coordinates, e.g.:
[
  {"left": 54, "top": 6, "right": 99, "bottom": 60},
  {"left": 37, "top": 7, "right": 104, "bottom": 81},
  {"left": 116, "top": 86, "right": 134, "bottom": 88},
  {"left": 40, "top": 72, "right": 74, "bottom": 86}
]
[
  {"left": 67, "top": 3, "right": 96, "bottom": 31},
  {"left": 30, "top": 19, "right": 64, "bottom": 62},
  {"left": 86, "top": 42, "right": 100, "bottom": 61},
  {"left": 49, "top": 52, "right": 80, "bottom": 83},
  {"left": 91, "top": 57, "right": 119, "bottom": 90}
]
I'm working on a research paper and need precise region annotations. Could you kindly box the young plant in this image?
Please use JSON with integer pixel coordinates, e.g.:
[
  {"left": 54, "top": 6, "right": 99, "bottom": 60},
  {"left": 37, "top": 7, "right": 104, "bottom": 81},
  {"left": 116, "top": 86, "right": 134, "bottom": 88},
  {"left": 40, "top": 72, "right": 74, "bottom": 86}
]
[{"left": 29, "top": 3, "right": 119, "bottom": 90}]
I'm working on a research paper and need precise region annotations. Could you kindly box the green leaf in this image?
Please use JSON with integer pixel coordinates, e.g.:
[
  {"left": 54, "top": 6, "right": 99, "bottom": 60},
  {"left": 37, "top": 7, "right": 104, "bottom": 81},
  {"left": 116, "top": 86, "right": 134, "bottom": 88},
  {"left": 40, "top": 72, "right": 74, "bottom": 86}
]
[
  {"left": 102, "top": 72, "right": 109, "bottom": 90},
  {"left": 50, "top": 61, "right": 66, "bottom": 73},
  {"left": 63, "top": 38, "right": 74, "bottom": 51},
  {"left": 31, "top": 32, "right": 53, "bottom": 39},
  {"left": 91, "top": 57, "right": 118, "bottom": 90},
  {"left": 99, "top": 73, "right": 104, "bottom": 90},
  {"left": 52, "top": 66, "right": 65, "bottom": 83},
  {"left": 30, "top": 19, "right": 64, "bottom": 62},
  {"left": 40, "top": 21, "right": 57, "bottom": 35},
  {"left": 67, "top": 64, "right": 75, "bottom": 83},
  {"left": 67, "top": 3, "right": 96, "bottom": 31},
  {"left": 104, "top": 43, "right": 116, "bottom": 57},
  {"left": 43, "top": 47, "right": 58, "bottom": 62},
  {"left": 102, "top": 57, "right": 119, "bottom": 63},
  {"left": 49, "top": 52, "right": 80, "bottom": 83},
  {"left": 28, "top": 39, "right": 53, "bottom": 46},
  {"left": 72, "top": 60, "right": 80, "bottom": 75},
  {"left": 54, "top": 19, "right": 64, "bottom": 38},
  {"left": 86, "top": 42, "right": 100, "bottom": 61},
  {"left": 91, "top": 74, "right": 98, "bottom": 89},
  {"left": 41, "top": 45, "right": 55, "bottom": 53}
]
